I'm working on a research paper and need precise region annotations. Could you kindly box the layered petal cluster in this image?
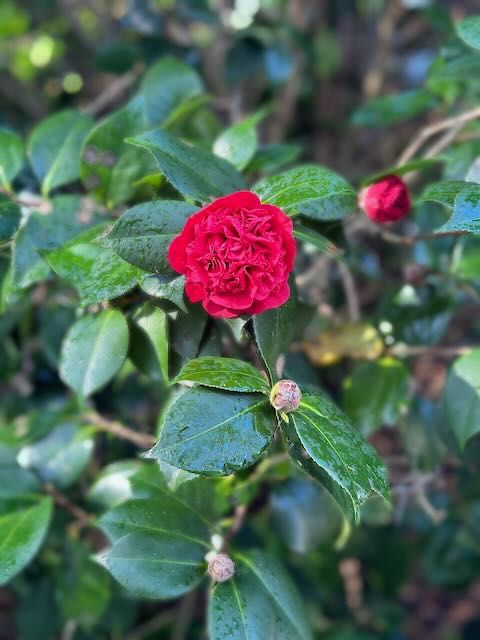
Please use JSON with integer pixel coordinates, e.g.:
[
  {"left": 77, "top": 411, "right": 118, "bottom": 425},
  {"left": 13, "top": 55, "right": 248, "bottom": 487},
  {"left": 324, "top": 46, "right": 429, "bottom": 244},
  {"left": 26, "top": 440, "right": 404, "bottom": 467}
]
[{"left": 168, "top": 191, "right": 296, "bottom": 318}]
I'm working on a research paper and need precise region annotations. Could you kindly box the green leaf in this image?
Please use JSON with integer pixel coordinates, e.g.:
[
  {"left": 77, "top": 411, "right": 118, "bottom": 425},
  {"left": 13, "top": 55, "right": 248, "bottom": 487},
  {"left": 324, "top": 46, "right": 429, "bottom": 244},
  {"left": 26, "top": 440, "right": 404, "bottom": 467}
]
[
  {"left": 362, "top": 158, "right": 443, "bottom": 185},
  {"left": 343, "top": 358, "right": 409, "bottom": 437},
  {"left": 351, "top": 89, "right": 436, "bottom": 127},
  {"left": 141, "top": 57, "right": 204, "bottom": 124},
  {"left": 98, "top": 492, "right": 210, "bottom": 599},
  {"left": 286, "top": 393, "right": 390, "bottom": 522},
  {"left": 270, "top": 479, "right": 342, "bottom": 553},
  {"left": 56, "top": 540, "right": 111, "bottom": 626},
  {"left": 0, "top": 128, "right": 24, "bottom": 191},
  {"left": 0, "top": 498, "right": 53, "bottom": 585},
  {"left": 456, "top": 16, "right": 480, "bottom": 51},
  {"left": 253, "top": 165, "right": 356, "bottom": 221},
  {"left": 0, "top": 444, "right": 40, "bottom": 499},
  {"left": 435, "top": 184, "right": 480, "bottom": 234},
  {"left": 0, "top": 196, "right": 21, "bottom": 242},
  {"left": 141, "top": 274, "right": 187, "bottom": 311},
  {"left": 208, "top": 549, "right": 312, "bottom": 640},
  {"left": 171, "top": 302, "right": 208, "bottom": 369},
  {"left": 28, "top": 110, "right": 93, "bottom": 196},
  {"left": 60, "top": 310, "right": 129, "bottom": 397},
  {"left": 247, "top": 143, "right": 301, "bottom": 174},
  {"left": 443, "top": 348, "right": 480, "bottom": 449},
  {"left": 253, "top": 281, "right": 298, "bottom": 381},
  {"left": 44, "top": 226, "right": 144, "bottom": 305},
  {"left": 80, "top": 96, "right": 157, "bottom": 207},
  {"left": 292, "top": 224, "right": 340, "bottom": 256},
  {"left": 99, "top": 531, "right": 206, "bottom": 600},
  {"left": 147, "top": 387, "right": 273, "bottom": 475},
  {"left": 174, "top": 356, "right": 270, "bottom": 393},
  {"left": 420, "top": 180, "right": 469, "bottom": 208},
  {"left": 17, "top": 423, "right": 94, "bottom": 489},
  {"left": 126, "top": 129, "right": 245, "bottom": 202},
  {"left": 105, "top": 200, "right": 196, "bottom": 273},
  {"left": 12, "top": 195, "right": 102, "bottom": 289},
  {"left": 133, "top": 302, "right": 169, "bottom": 382},
  {"left": 213, "top": 110, "right": 266, "bottom": 170},
  {"left": 88, "top": 461, "right": 141, "bottom": 510}
]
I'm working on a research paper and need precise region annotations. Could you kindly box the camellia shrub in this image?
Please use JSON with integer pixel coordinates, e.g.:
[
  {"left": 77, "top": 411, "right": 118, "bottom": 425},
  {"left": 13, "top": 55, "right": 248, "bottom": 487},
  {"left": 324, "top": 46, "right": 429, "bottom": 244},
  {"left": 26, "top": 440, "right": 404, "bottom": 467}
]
[{"left": 2, "top": 5, "right": 480, "bottom": 639}]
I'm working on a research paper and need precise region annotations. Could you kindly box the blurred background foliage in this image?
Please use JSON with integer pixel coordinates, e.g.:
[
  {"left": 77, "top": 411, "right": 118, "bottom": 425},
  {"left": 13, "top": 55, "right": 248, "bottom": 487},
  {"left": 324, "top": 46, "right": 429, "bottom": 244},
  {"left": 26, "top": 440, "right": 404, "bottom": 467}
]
[{"left": 2, "top": 1, "right": 480, "bottom": 639}]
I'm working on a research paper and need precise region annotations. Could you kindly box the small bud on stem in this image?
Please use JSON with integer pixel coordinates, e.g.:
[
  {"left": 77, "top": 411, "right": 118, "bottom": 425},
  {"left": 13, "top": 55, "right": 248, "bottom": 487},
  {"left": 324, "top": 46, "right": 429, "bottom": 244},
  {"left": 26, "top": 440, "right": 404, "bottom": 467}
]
[
  {"left": 269, "top": 379, "right": 302, "bottom": 413},
  {"left": 207, "top": 553, "right": 235, "bottom": 583}
]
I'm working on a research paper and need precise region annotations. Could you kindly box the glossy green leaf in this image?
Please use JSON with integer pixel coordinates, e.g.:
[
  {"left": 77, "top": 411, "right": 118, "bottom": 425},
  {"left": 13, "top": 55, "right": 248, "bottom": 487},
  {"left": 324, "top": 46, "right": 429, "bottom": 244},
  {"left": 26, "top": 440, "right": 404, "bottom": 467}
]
[
  {"left": 292, "top": 224, "right": 340, "bottom": 256},
  {"left": 351, "top": 89, "right": 436, "bottom": 127},
  {"left": 43, "top": 226, "right": 144, "bottom": 305},
  {"left": 362, "top": 158, "right": 443, "bottom": 185},
  {"left": 0, "top": 196, "right": 21, "bottom": 242},
  {"left": 253, "top": 281, "right": 298, "bottom": 381},
  {"left": 171, "top": 302, "right": 208, "bottom": 369},
  {"left": 99, "top": 531, "right": 206, "bottom": 600},
  {"left": 420, "top": 180, "right": 469, "bottom": 208},
  {"left": 12, "top": 195, "right": 102, "bottom": 289},
  {"left": 435, "top": 184, "right": 480, "bottom": 234},
  {"left": 28, "top": 110, "right": 93, "bottom": 196},
  {"left": 253, "top": 165, "right": 356, "bottom": 221},
  {"left": 133, "top": 302, "right": 169, "bottom": 382},
  {"left": 443, "top": 349, "right": 480, "bottom": 449},
  {"left": 98, "top": 492, "right": 210, "bottom": 599},
  {"left": 174, "top": 356, "right": 270, "bottom": 393},
  {"left": 456, "top": 16, "right": 480, "bottom": 51},
  {"left": 17, "top": 423, "right": 94, "bottom": 489},
  {"left": 141, "top": 57, "right": 204, "bottom": 124},
  {"left": 141, "top": 274, "right": 187, "bottom": 311},
  {"left": 0, "top": 444, "right": 40, "bottom": 499},
  {"left": 208, "top": 549, "right": 312, "bottom": 640},
  {"left": 286, "top": 393, "right": 390, "bottom": 522},
  {"left": 56, "top": 540, "right": 111, "bottom": 626},
  {"left": 105, "top": 200, "right": 196, "bottom": 273},
  {"left": 247, "top": 143, "right": 301, "bottom": 174},
  {"left": 0, "top": 129, "right": 24, "bottom": 191},
  {"left": 0, "top": 498, "right": 53, "bottom": 585},
  {"left": 126, "top": 129, "right": 245, "bottom": 202},
  {"left": 147, "top": 387, "right": 273, "bottom": 475},
  {"left": 270, "top": 479, "right": 342, "bottom": 553},
  {"left": 87, "top": 460, "right": 141, "bottom": 510},
  {"left": 343, "top": 358, "right": 409, "bottom": 437},
  {"left": 60, "top": 310, "right": 129, "bottom": 397},
  {"left": 80, "top": 95, "right": 157, "bottom": 207},
  {"left": 213, "top": 110, "right": 266, "bottom": 170}
]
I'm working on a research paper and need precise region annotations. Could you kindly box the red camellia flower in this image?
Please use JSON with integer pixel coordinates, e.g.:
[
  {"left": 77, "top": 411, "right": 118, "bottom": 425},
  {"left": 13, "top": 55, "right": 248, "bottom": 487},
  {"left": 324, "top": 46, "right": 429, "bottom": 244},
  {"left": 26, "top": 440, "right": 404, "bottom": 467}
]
[
  {"left": 168, "top": 191, "right": 296, "bottom": 318},
  {"left": 359, "top": 175, "right": 411, "bottom": 223}
]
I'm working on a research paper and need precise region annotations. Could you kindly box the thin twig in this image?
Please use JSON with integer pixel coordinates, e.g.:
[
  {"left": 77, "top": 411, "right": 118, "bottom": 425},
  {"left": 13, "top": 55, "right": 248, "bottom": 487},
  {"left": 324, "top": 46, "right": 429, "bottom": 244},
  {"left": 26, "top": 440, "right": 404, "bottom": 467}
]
[
  {"left": 388, "top": 344, "right": 473, "bottom": 358},
  {"left": 82, "top": 64, "right": 144, "bottom": 117},
  {"left": 170, "top": 590, "right": 197, "bottom": 640},
  {"left": 126, "top": 611, "right": 175, "bottom": 640},
  {"left": 44, "top": 483, "right": 93, "bottom": 527},
  {"left": 84, "top": 411, "right": 155, "bottom": 448},
  {"left": 397, "top": 105, "right": 480, "bottom": 166},
  {"left": 337, "top": 262, "right": 360, "bottom": 321},
  {"left": 371, "top": 225, "right": 466, "bottom": 246}
]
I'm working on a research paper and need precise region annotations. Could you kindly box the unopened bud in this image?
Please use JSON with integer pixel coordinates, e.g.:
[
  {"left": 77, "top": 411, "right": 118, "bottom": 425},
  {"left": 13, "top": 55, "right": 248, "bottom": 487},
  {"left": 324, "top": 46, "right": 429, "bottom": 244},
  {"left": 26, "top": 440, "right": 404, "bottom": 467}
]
[
  {"left": 269, "top": 379, "right": 302, "bottom": 413},
  {"left": 207, "top": 553, "right": 235, "bottom": 583}
]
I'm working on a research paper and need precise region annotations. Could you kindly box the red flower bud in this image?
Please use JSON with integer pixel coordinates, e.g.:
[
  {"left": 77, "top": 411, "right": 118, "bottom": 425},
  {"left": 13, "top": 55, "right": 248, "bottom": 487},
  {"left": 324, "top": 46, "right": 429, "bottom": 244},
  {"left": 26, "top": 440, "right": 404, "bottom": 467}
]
[
  {"left": 207, "top": 553, "right": 235, "bottom": 582},
  {"left": 359, "top": 175, "right": 411, "bottom": 224}
]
